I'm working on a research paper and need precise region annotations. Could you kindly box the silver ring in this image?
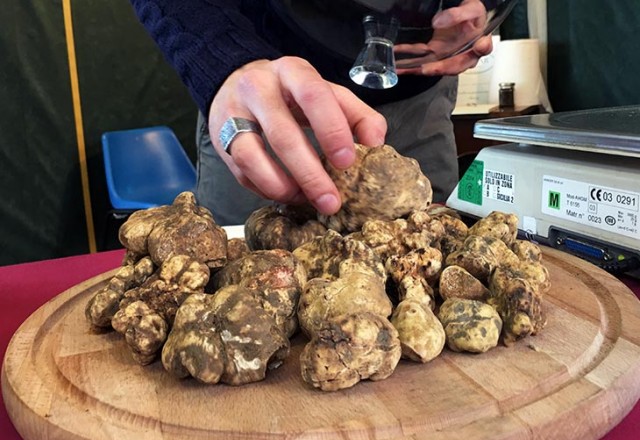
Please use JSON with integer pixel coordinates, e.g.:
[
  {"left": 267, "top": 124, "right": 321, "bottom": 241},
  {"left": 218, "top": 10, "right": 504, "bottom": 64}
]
[{"left": 219, "top": 117, "right": 261, "bottom": 154}]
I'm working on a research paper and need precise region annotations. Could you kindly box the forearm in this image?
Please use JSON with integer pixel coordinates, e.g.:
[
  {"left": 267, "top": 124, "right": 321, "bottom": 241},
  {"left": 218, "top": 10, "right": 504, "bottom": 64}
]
[{"left": 129, "top": 0, "right": 281, "bottom": 116}]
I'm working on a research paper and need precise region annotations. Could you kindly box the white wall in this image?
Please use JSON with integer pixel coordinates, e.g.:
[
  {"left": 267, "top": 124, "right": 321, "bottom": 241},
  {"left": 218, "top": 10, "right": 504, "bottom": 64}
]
[{"left": 528, "top": 0, "right": 548, "bottom": 84}]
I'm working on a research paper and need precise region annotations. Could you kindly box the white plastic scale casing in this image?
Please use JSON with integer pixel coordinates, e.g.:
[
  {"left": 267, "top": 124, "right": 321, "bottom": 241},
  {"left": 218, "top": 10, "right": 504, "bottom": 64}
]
[{"left": 446, "top": 106, "right": 640, "bottom": 271}]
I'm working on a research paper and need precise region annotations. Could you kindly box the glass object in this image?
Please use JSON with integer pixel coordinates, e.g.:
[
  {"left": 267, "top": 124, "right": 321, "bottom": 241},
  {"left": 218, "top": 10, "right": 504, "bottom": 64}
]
[
  {"left": 348, "top": 0, "right": 517, "bottom": 89},
  {"left": 349, "top": 15, "right": 399, "bottom": 89},
  {"left": 499, "top": 82, "right": 515, "bottom": 109}
]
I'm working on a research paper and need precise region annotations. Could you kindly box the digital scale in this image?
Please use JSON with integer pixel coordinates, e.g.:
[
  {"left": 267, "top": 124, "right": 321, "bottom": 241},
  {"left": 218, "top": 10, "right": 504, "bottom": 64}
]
[{"left": 446, "top": 105, "right": 640, "bottom": 274}]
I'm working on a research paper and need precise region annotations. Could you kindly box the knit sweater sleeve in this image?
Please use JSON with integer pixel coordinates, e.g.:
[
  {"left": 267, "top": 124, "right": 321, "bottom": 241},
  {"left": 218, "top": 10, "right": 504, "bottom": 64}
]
[{"left": 129, "top": 0, "right": 282, "bottom": 116}]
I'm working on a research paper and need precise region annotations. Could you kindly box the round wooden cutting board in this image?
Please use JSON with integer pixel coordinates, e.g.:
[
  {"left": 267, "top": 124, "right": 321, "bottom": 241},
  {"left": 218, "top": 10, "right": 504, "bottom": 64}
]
[{"left": 4, "top": 247, "right": 640, "bottom": 440}]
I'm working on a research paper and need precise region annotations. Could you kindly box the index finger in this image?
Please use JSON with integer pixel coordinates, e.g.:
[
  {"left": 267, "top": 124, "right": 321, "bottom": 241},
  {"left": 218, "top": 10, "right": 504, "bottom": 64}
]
[
  {"left": 240, "top": 60, "right": 343, "bottom": 215},
  {"left": 330, "top": 84, "right": 387, "bottom": 148},
  {"left": 275, "top": 59, "right": 358, "bottom": 170}
]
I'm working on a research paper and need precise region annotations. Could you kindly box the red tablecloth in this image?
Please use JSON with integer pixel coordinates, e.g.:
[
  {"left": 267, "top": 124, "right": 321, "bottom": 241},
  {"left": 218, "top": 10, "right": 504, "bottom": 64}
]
[{"left": 1, "top": 251, "right": 640, "bottom": 439}]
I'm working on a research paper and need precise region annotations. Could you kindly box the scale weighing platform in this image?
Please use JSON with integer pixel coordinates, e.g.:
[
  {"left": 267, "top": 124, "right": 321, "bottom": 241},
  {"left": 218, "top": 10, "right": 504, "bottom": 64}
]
[{"left": 446, "top": 105, "right": 640, "bottom": 274}]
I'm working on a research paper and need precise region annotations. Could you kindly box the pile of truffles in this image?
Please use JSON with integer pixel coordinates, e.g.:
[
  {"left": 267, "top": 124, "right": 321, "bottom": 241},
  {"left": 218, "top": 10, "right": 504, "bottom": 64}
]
[
  {"left": 86, "top": 192, "right": 227, "bottom": 366},
  {"left": 86, "top": 143, "right": 550, "bottom": 391}
]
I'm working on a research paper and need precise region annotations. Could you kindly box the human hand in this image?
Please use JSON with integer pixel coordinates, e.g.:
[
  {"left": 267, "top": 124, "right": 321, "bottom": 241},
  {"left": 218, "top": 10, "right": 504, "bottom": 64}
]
[
  {"left": 209, "top": 57, "right": 387, "bottom": 216},
  {"left": 394, "top": 0, "right": 493, "bottom": 76}
]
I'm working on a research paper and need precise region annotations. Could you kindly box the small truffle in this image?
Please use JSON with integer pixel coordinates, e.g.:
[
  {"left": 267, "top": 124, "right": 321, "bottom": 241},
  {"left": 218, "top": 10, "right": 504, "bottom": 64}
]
[
  {"left": 112, "top": 255, "right": 210, "bottom": 364},
  {"left": 245, "top": 204, "right": 327, "bottom": 251},
  {"left": 112, "top": 301, "right": 168, "bottom": 365},
  {"left": 349, "top": 212, "right": 445, "bottom": 264},
  {"left": 439, "top": 265, "right": 490, "bottom": 302},
  {"left": 227, "top": 238, "right": 250, "bottom": 262},
  {"left": 385, "top": 247, "right": 443, "bottom": 287},
  {"left": 468, "top": 211, "right": 519, "bottom": 246},
  {"left": 488, "top": 260, "right": 549, "bottom": 345},
  {"left": 511, "top": 239, "right": 543, "bottom": 263},
  {"left": 438, "top": 298, "right": 503, "bottom": 353},
  {"left": 85, "top": 256, "right": 154, "bottom": 329},
  {"left": 391, "top": 298, "right": 445, "bottom": 363},
  {"left": 445, "top": 235, "right": 519, "bottom": 283}
]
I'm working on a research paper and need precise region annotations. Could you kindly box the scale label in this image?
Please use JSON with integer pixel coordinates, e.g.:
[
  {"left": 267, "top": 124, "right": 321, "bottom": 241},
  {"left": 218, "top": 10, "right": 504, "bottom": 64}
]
[
  {"left": 458, "top": 160, "right": 484, "bottom": 205},
  {"left": 541, "top": 175, "right": 640, "bottom": 240},
  {"left": 483, "top": 169, "right": 515, "bottom": 204}
]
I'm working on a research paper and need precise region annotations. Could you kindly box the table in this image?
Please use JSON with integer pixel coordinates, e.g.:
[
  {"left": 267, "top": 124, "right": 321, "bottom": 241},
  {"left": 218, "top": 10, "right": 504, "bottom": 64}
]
[{"left": 2, "top": 250, "right": 640, "bottom": 439}]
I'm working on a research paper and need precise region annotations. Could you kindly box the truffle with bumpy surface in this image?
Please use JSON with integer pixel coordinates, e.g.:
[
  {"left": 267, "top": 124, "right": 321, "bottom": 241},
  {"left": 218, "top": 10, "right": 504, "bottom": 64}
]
[
  {"left": 300, "top": 312, "right": 401, "bottom": 392},
  {"left": 438, "top": 298, "right": 503, "bottom": 353},
  {"left": 293, "top": 229, "right": 386, "bottom": 284},
  {"left": 212, "top": 249, "right": 307, "bottom": 338},
  {"left": 119, "top": 191, "right": 227, "bottom": 269},
  {"left": 111, "top": 254, "right": 210, "bottom": 364},
  {"left": 318, "top": 144, "right": 433, "bottom": 233},
  {"left": 244, "top": 204, "right": 327, "bottom": 251},
  {"left": 162, "top": 286, "right": 290, "bottom": 385},
  {"left": 85, "top": 256, "right": 154, "bottom": 330},
  {"left": 488, "top": 259, "right": 549, "bottom": 345}
]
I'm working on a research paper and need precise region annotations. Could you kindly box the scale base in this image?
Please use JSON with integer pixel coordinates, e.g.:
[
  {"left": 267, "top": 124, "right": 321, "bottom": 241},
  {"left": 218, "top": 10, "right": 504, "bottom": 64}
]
[{"left": 447, "top": 143, "right": 640, "bottom": 275}]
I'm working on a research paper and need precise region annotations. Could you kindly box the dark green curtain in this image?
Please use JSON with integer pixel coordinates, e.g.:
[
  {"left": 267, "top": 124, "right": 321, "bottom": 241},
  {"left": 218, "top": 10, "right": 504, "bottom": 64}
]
[
  {"left": 548, "top": 1, "right": 640, "bottom": 111},
  {"left": 0, "top": 0, "right": 197, "bottom": 265},
  {"left": 500, "top": 0, "right": 529, "bottom": 41},
  {"left": 0, "top": 1, "right": 84, "bottom": 265}
]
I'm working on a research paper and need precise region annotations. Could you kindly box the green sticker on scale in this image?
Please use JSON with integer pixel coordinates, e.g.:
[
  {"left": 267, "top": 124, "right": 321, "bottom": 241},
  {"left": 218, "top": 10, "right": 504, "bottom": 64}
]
[{"left": 458, "top": 160, "right": 483, "bottom": 205}]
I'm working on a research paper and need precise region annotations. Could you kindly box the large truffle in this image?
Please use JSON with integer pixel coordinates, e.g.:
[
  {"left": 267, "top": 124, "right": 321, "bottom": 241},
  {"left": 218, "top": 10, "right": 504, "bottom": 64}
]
[
  {"left": 119, "top": 192, "right": 227, "bottom": 269},
  {"left": 297, "top": 261, "right": 392, "bottom": 339},
  {"left": 212, "top": 249, "right": 307, "bottom": 337},
  {"left": 318, "top": 144, "right": 433, "bottom": 233},
  {"left": 162, "top": 286, "right": 290, "bottom": 385},
  {"left": 299, "top": 312, "right": 402, "bottom": 392}
]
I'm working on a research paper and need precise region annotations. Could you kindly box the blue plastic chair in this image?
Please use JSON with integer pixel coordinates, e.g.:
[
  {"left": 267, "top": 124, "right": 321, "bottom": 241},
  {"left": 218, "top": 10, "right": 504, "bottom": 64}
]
[{"left": 102, "top": 126, "right": 197, "bottom": 210}]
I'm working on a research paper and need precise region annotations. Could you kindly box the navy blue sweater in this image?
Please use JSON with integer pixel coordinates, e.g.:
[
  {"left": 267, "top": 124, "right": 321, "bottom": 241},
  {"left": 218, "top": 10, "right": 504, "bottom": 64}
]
[{"left": 130, "top": 1, "right": 281, "bottom": 116}]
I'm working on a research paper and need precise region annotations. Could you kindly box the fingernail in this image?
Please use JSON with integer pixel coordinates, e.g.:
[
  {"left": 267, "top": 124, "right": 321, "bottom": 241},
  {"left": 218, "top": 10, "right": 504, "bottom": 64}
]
[
  {"left": 331, "top": 147, "right": 355, "bottom": 169},
  {"left": 314, "top": 193, "right": 340, "bottom": 215}
]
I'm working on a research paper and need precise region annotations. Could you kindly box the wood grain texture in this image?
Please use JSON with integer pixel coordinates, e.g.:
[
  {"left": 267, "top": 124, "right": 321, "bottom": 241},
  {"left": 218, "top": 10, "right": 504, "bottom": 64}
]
[{"left": 3, "top": 247, "right": 640, "bottom": 440}]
